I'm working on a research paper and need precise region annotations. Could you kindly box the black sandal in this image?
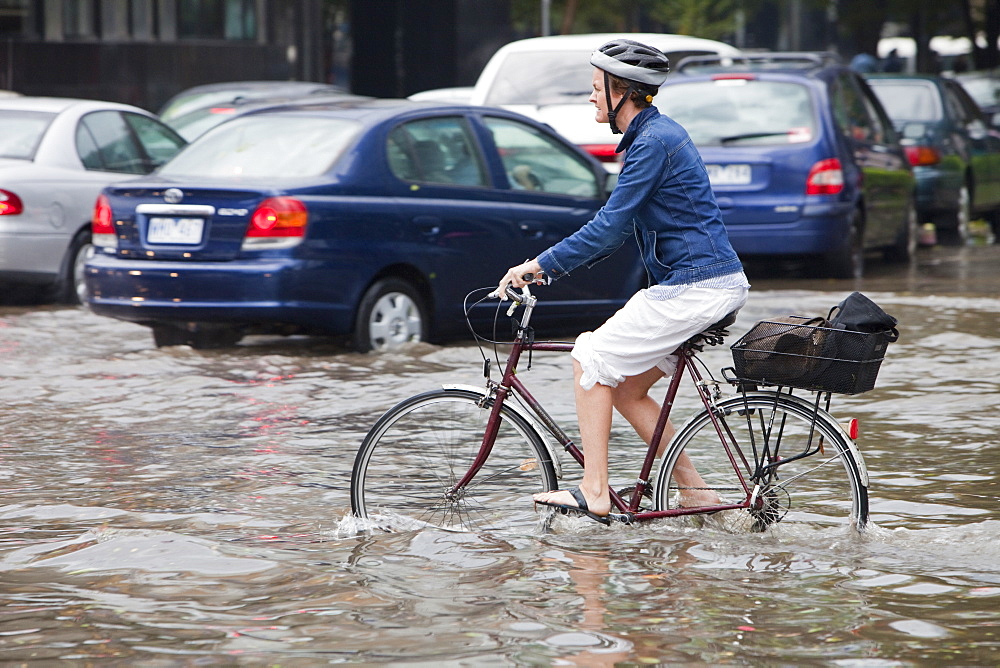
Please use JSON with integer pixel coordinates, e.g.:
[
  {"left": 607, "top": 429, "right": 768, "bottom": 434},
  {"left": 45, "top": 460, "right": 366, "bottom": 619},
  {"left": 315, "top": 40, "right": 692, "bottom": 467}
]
[{"left": 534, "top": 487, "right": 611, "bottom": 526}]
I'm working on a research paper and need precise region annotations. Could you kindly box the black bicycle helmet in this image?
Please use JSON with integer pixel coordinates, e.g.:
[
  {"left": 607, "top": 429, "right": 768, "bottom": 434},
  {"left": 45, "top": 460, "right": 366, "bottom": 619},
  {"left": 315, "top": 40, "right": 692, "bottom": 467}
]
[{"left": 590, "top": 39, "right": 670, "bottom": 134}]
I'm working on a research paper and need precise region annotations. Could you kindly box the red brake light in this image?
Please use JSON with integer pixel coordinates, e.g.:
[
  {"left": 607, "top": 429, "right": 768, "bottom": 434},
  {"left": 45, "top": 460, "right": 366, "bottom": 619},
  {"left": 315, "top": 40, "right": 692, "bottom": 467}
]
[
  {"left": 244, "top": 197, "right": 308, "bottom": 249},
  {"left": 209, "top": 107, "right": 237, "bottom": 115},
  {"left": 0, "top": 189, "right": 23, "bottom": 215},
  {"left": 904, "top": 145, "right": 941, "bottom": 167},
  {"left": 92, "top": 194, "right": 113, "bottom": 234},
  {"left": 581, "top": 144, "right": 620, "bottom": 163},
  {"left": 91, "top": 194, "right": 118, "bottom": 249},
  {"left": 711, "top": 74, "right": 756, "bottom": 81},
  {"left": 806, "top": 158, "right": 844, "bottom": 195}
]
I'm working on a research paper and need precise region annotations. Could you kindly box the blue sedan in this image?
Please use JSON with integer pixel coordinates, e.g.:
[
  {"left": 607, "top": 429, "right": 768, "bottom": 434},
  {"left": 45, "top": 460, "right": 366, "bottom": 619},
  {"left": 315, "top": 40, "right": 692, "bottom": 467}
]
[{"left": 85, "top": 99, "right": 645, "bottom": 350}]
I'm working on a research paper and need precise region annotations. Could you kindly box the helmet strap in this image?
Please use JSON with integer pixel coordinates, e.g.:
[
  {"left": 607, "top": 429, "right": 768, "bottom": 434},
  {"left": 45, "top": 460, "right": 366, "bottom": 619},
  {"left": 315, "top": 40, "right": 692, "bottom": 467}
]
[{"left": 603, "top": 70, "right": 634, "bottom": 136}]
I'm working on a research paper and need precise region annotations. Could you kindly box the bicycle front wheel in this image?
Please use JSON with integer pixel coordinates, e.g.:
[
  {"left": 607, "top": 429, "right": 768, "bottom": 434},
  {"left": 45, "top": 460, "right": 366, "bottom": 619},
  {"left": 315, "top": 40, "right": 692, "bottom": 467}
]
[
  {"left": 655, "top": 392, "right": 869, "bottom": 532},
  {"left": 351, "top": 389, "right": 558, "bottom": 532}
]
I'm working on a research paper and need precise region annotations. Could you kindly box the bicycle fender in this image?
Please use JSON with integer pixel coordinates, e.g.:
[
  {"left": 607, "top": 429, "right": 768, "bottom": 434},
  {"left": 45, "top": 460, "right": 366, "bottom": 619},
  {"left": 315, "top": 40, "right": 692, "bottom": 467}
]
[{"left": 441, "top": 383, "right": 563, "bottom": 479}]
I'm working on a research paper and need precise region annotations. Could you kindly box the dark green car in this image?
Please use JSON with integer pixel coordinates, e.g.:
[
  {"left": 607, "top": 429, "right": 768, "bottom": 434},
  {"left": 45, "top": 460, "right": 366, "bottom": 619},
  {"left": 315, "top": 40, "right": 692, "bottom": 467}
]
[{"left": 866, "top": 73, "right": 1000, "bottom": 242}]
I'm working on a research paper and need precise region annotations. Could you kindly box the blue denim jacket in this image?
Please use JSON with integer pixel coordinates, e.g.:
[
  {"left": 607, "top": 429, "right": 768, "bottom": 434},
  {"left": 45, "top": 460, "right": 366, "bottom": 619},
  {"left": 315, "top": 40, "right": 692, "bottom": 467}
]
[{"left": 538, "top": 107, "right": 742, "bottom": 287}]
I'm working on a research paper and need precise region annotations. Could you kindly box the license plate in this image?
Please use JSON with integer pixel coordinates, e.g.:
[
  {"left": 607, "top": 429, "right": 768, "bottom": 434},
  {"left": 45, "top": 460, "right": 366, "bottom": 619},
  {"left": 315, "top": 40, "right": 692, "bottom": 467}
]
[
  {"left": 147, "top": 217, "right": 204, "bottom": 245},
  {"left": 706, "top": 164, "right": 752, "bottom": 186}
]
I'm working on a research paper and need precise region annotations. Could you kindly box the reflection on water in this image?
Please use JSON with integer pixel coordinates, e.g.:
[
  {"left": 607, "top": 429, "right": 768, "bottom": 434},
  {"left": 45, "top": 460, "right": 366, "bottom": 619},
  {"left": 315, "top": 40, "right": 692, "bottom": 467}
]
[{"left": 1, "top": 245, "right": 999, "bottom": 663}]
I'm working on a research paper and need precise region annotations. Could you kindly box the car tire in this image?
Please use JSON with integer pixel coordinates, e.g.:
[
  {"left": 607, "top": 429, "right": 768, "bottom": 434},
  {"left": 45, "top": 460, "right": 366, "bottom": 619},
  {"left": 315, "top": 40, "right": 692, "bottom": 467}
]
[
  {"left": 885, "top": 198, "right": 918, "bottom": 263},
  {"left": 938, "top": 183, "right": 970, "bottom": 245},
  {"left": 152, "top": 323, "right": 243, "bottom": 349},
  {"left": 823, "top": 210, "right": 864, "bottom": 279},
  {"left": 352, "top": 278, "right": 428, "bottom": 353},
  {"left": 57, "top": 228, "right": 93, "bottom": 305}
]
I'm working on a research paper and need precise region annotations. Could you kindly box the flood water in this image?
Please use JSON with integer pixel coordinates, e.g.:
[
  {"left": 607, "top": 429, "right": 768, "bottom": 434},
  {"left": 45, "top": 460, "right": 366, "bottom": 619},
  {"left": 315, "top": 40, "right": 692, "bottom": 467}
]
[{"left": 1, "top": 244, "right": 999, "bottom": 664}]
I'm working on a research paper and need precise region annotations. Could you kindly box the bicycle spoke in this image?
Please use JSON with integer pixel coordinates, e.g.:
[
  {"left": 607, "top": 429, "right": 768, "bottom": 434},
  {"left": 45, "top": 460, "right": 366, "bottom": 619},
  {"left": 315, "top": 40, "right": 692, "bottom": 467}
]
[{"left": 352, "top": 390, "right": 556, "bottom": 533}]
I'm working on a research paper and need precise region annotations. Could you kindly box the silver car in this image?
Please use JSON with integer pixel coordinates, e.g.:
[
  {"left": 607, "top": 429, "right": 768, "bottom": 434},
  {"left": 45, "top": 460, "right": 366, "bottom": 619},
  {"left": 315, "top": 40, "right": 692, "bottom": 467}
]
[{"left": 0, "top": 97, "right": 186, "bottom": 303}]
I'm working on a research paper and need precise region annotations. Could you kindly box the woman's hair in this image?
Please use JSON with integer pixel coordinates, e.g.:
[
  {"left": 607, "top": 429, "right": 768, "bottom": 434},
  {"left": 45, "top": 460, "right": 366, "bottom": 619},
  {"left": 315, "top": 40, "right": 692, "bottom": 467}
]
[{"left": 606, "top": 72, "right": 658, "bottom": 109}]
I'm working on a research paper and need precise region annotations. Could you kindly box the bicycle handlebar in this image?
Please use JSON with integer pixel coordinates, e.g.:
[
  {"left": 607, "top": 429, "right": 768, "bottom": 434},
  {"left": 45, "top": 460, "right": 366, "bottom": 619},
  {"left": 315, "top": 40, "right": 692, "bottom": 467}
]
[{"left": 489, "top": 272, "right": 548, "bottom": 305}]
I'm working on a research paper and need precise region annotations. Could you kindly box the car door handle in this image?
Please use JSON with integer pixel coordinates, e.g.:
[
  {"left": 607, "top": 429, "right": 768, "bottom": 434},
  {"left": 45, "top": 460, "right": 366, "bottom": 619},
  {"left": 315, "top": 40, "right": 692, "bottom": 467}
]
[
  {"left": 518, "top": 221, "right": 545, "bottom": 240},
  {"left": 412, "top": 215, "right": 441, "bottom": 238}
]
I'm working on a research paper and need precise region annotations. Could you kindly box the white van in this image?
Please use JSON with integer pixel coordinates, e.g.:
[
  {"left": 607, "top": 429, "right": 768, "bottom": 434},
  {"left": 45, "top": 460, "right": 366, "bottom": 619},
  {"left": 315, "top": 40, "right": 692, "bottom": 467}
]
[{"left": 469, "top": 33, "right": 741, "bottom": 170}]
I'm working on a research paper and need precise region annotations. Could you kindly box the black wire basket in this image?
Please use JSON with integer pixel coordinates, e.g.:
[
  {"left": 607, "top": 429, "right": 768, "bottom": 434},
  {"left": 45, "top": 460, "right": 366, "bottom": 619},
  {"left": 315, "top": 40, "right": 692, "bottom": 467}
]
[{"left": 730, "top": 316, "right": 893, "bottom": 395}]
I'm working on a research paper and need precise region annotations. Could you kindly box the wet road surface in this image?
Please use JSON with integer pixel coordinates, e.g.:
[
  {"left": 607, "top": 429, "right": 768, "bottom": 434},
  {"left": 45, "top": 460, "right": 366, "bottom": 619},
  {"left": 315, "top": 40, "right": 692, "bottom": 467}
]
[{"left": 1, "top": 243, "right": 998, "bottom": 664}]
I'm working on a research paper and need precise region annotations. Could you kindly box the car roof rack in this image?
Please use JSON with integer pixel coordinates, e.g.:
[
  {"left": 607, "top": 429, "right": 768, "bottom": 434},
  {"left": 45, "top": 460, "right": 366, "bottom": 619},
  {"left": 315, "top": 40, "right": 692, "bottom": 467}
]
[{"left": 674, "top": 51, "right": 842, "bottom": 75}]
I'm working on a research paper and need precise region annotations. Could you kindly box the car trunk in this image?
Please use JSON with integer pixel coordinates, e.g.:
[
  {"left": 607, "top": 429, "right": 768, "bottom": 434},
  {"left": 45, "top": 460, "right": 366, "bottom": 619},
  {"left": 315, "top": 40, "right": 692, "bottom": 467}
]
[
  {"left": 699, "top": 146, "right": 810, "bottom": 225},
  {"left": 105, "top": 185, "right": 275, "bottom": 261}
]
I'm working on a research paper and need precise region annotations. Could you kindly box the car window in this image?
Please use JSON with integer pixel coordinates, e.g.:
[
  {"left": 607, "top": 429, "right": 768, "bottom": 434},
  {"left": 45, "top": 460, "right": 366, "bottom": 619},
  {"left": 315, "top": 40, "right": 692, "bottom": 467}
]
[
  {"left": 831, "top": 74, "right": 878, "bottom": 142},
  {"left": 387, "top": 117, "right": 487, "bottom": 186},
  {"left": 658, "top": 79, "right": 817, "bottom": 146},
  {"left": 0, "top": 110, "right": 56, "bottom": 160},
  {"left": 76, "top": 111, "right": 147, "bottom": 174},
  {"left": 485, "top": 50, "right": 601, "bottom": 106},
  {"left": 945, "top": 81, "right": 983, "bottom": 125},
  {"left": 957, "top": 76, "right": 1000, "bottom": 109},
  {"left": 159, "top": 115, "right": 359, "bottom": 178},
  {"left": 484, "top": 49, "right": 725, "bottom": 106},
  {"left": 867, "top": 79, "right": 942, "bottom": 122},
  {"left": 851, "top": 77, "right": 889, "bottom": 144},
  {"left": 483, "top": 116, "right": 599, "bottom": 197},
  {"left": 123, "top": 113, "right": 186, "bottom": 168}
]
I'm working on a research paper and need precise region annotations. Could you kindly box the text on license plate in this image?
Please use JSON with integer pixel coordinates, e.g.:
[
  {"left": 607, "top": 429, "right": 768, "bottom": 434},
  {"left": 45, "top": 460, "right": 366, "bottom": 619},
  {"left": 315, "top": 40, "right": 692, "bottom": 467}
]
[
  {"left": 147, "top": 217, "right": 204, "bottom": 245},
  {"left": 706, "top": 164, "right": 752, "bottom": 186}
]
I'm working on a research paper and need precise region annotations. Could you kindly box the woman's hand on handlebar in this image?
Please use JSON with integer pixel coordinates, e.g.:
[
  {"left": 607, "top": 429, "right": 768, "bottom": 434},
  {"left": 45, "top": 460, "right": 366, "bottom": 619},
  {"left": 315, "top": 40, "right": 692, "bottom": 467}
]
[{"left": 491, "top": 258, "right": 544, "bottom": 300}]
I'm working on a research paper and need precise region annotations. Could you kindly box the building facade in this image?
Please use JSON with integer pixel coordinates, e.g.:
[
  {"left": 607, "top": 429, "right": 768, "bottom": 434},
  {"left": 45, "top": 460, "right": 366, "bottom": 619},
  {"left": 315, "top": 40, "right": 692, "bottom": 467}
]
[{"left": 0, "top": 0, "right": 325, "bottom": 111}]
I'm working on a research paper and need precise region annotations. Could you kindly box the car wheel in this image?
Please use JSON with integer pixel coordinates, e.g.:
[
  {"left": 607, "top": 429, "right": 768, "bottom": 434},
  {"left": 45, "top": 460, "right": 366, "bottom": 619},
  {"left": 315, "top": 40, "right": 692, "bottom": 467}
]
[
  {"left": 938, "top": 183, "right": 970, "bottom": 245},
  {"left": 885, "top": 198, "right": 918, "bottom": 263},
  {"left": 353, "top": 278, "right": 427, "bottom": 352},
  {"left": 152, "top": 323, "right": 243, "bottom": 349},
  {"left": 823, "top": 210, "right": 864, "bottom": 279},
  {"left": 58, "top": 229, "right": 93, "bottom": 305}
]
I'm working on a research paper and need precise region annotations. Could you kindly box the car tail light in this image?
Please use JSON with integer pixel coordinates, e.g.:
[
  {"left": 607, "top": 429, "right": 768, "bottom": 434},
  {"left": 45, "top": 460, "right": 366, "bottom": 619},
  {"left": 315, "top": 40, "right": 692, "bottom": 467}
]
[
  {"left": 904, "top": 145, "right": 941, "bottom": 167},
  {"left": 91, "top": 194, "right": 118, "bottom": 249},
  {"left": 711, "top": 74, "right": 756, "bottom": 81},
  {"left": 243, "top": 197, "right": 308, "bottom": 249},
  {"left": 581, "top": 144, "right": 620, "bottom": 163},
  {"left": 0, "top": 189, "right": 23, "bottom": 215},
  {"left": 806, "top": 158, "right": 844, "bottom": 195}
]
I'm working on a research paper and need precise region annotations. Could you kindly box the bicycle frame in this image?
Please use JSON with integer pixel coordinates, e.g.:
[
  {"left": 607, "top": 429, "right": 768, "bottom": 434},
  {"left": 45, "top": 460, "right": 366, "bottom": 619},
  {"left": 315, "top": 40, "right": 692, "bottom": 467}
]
[{"left": 449, "top": 290, "right": 757, "bottom": 523}]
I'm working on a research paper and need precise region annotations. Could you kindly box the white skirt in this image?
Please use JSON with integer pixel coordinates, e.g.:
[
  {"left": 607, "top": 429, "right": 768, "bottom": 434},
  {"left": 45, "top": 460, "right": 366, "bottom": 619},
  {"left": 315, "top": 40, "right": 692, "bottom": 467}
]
[{"left": 572, "top": 284, "right": 749, "bottom": 390}]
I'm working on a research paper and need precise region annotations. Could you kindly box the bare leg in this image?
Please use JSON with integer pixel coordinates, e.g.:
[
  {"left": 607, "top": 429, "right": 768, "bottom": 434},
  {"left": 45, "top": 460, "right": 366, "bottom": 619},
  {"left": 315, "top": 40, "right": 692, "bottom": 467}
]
[
  {"left": 533, "top": 361, "right": 721, "bottom": 515},
  {"left": 533, "top": 359, "right": 613, "bottom": 517},
  {"left": 613, "top": 367, "right": 721, "bottom": 507}
]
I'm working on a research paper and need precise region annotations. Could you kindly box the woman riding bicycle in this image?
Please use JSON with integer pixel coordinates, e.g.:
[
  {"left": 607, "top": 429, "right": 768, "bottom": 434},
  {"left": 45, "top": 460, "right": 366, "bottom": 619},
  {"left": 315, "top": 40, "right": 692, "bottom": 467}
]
[{"left": 495, "top": 38, "right": 750, "bottom": 522}]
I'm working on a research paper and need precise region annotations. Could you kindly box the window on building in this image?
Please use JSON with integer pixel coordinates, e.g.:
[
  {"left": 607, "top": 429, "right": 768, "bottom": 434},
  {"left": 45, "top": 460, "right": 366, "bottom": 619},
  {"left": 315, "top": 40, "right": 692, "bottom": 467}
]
[
  {"left": 64, "top": 0, "right": 98, "bottom": 39},
  {"left": 178, "top": 0, "right": 257, "bottom": 40},
  {"left": 0, "top": 0, "right": 35, "bottom": 38}
]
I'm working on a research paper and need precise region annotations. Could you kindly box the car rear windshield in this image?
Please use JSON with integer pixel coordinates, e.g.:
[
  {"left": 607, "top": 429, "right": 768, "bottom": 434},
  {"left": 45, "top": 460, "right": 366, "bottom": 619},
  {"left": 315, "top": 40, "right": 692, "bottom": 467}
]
[
  {"left": 159, "top": 115, "right": 360, "bottom": 178},
  {"left": 0, "top": 110, "right": 56, "bottom": 160},
  {"left": 657, "top": 79, "right": 817, "bottom": 147},
  {"left": 867, "top": 80, "right": 942, "bottom": 122},
  {"left": 485, "top": 49, "right": 722, "bottom": 106}
]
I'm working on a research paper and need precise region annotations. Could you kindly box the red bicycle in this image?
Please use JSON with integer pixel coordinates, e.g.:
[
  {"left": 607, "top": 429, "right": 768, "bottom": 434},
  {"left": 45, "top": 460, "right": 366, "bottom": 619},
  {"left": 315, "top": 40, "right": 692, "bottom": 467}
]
[{"left": 351, "top": 283, "right": 871, "bottom": 533}]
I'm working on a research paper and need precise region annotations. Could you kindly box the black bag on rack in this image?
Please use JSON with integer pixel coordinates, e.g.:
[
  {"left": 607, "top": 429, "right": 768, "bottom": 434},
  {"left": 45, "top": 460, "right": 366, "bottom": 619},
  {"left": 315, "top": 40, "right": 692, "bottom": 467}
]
[{"left": 827, "top": 292, "right": 899, "bottom": 341}]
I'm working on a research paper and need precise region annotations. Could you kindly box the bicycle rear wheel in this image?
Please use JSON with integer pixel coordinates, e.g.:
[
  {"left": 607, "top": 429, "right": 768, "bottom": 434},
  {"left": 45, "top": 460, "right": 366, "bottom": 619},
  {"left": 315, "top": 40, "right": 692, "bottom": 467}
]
[
  {"left": 351, "top": 389, "right": 558, "bottom": 532},
  {"left": 655, "top": 392, "right": 869, "bottom": 532}
]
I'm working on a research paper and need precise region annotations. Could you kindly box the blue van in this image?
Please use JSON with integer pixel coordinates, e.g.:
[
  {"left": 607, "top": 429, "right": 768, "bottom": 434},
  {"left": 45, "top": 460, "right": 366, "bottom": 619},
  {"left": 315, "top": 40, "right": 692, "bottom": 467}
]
[{"left": 658, "top": 53, "right": 916, "bottom": 278}]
